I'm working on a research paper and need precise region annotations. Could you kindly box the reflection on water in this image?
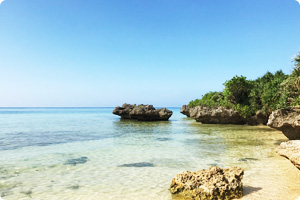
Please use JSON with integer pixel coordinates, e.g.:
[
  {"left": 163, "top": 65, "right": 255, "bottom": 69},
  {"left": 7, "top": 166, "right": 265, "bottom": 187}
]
[
  {"left": 0, "top": 108, "right": 300, "bottom": 200},
  {"left": 112, "top": 119, "right": 172, "bottom": 135}
]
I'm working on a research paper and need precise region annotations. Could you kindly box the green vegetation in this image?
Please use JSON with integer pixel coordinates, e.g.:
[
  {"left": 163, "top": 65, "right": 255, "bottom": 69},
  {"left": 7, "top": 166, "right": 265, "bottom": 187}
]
[
  {"left": 188, "top": 52, "right": 300, "bottom": 118},
  {"left": 188, "top": 92, "right": 226, "bottom": 108}
]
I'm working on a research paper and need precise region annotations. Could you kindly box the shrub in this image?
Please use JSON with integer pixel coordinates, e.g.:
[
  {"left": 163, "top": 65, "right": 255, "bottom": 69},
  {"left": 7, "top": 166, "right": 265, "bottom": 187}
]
[
  {"left": 278, "top": 53, "right": 300, "bottom": 107},
  {"left": 233, "top": 104, "right": 254, "bottom": 118},
  {"left": 187, "top": 52, "right": 300, "bottom": 116},
  {"left": 188, "top": 92, "right": 225, "bottom": 108},
  {"left": 223, "top": 76, "right": 252, "bottom": 105}
]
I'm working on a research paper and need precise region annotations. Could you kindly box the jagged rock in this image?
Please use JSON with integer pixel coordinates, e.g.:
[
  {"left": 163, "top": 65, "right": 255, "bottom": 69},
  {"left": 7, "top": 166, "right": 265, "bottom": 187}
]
[
  {"left": 113, "top": 103, "right": 136, "bottom": 119},
  {"left": 267, "top": 108, "right": 300, "bottom": 140},
  {"left": 113, "top": 103, "right": 172, "bottom": 121},
  {"left": 180, "top": 105, "right": 191, "bottom": 117},
  {"left": 170, "top": 166, "right": 244, "bottom": 200},
  {"left": 190, "top": 106, "right": 246, "bottom": 124},
  {"left": 180, "top": 105, "right": 268, "bottom": 125},
  {"left": 276, "top": 140, "right": 300, "bottom": 169}
]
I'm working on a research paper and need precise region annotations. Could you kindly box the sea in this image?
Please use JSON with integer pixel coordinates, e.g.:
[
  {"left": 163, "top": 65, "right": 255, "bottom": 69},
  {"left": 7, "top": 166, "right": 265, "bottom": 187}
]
[{"left": 0, "top": 107, "right": 300, "bottom": 200}]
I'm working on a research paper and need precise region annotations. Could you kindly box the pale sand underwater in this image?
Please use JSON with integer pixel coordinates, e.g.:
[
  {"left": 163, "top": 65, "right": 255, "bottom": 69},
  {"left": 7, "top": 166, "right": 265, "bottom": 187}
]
[{"left": 0, "top": 108, "right": 300, "bottom": 200}]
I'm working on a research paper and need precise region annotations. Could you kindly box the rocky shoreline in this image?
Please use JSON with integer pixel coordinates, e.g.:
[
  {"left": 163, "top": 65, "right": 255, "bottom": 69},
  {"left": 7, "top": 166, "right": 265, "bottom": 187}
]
[
  {"left": 112, "top": 104, "right": 300, "bottom": 198},
  {"left": 267, "top": 108, "right": 300, "bottom": 171},
  {"left": 276, "top": 141, "right": 300, "bottom": 170},
  {"left": 180, "top": 105, "right": 268, "bottom": 125},
  {"left": 267, "top": 108, "right": 300, "bottom": 140},
  {"left": 181, "top": 105, "right": 300, "bottom": 172}
]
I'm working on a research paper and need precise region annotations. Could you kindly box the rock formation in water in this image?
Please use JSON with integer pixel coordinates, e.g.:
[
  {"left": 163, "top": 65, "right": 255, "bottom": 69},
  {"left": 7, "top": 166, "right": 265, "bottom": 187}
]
[
  {"left": 276, "top": 141, "right": 300, "bottom": 169},
  {"left": 180, "top": 105, "right": 191, "bottom": 117},
  {"left": 180, "top": 105, "right": 268, "bottom": 125},
  {"left": 113, "top": 103, "right": 173, "bottom": 121},
  {"left": 267, "top": 108, "right": 300, "bottom": 140},
  {"left": 170, "top": 166, "right": 244, "bottom": 200}
]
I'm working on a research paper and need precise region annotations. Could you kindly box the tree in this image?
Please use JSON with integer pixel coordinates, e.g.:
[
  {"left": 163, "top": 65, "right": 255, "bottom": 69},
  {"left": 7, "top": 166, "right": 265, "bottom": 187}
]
[
  {"left": 223, "top": 76, "right": 252, "bottom": 105},
  {"left": 279, "top": 52, "right": 300, "bottom": 107}
]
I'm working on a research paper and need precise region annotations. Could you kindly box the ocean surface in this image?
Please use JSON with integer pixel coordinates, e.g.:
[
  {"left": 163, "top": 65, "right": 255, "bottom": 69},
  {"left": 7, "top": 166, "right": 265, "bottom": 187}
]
[{"left": 0, "top": 107, "right": 300, "bottom": 200}]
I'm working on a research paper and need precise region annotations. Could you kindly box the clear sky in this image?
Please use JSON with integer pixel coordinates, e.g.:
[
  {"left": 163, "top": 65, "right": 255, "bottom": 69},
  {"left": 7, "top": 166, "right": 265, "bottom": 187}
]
[{"left": 0, "top": 0, "right": 300, "bottom": 107}]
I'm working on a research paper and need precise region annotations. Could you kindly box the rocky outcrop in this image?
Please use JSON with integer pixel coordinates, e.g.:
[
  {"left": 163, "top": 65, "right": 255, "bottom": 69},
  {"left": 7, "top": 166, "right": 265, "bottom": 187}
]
[
  {"left": 113, "top": 103, "right": 172, "bottom": 121},
  {"left": 170, "top": 166, "right": 244, "bottom": 200},
  {"left": 180, "top": 105, "right": 191, "bottom": 117},
  {"left": 267, "top": 108, "right": 300, "bottom": 140},
  {"left": 276, "top": 141, "right": 300, "bottom": 169},
  {"left": 180, "top": 105, "right": 268, "bottom": 125},
  {"left": 190, "top": 106, "right": 246, "bottom": 124}
]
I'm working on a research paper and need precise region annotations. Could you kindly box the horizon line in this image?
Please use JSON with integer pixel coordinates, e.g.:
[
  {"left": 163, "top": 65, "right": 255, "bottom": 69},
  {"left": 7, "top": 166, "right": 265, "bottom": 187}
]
[{"left": 0, "top": 106, "right": 182, "bottom": 108}]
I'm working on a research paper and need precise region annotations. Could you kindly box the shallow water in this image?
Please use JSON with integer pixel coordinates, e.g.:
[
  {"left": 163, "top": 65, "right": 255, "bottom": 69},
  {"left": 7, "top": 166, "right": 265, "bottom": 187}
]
[{"left": 0, "top": 108, "right": 299, "bottom": 200}]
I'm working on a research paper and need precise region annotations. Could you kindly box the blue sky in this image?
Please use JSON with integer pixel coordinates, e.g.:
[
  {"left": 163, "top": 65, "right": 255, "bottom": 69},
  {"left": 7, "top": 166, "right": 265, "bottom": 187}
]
[{"left": 0, "top": 0, "right": 300, "bottom": 107}]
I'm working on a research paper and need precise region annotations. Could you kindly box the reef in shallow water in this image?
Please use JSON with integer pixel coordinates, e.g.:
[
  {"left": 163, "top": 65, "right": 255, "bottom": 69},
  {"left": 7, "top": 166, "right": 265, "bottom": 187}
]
[
  {"left": 64, "top": 156, "right": 88, "bottom": 166},
  {"left": 118, "top": 162, "right": 155, "bottom": 167}
]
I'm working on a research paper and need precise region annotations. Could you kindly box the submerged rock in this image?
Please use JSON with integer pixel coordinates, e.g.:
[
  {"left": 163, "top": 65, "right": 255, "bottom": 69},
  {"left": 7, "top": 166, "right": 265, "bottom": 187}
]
[
  {"left": 113, "top": 103, "right": 172, "bottom": 121},
  {"left": 238, "top": 158, "right": 259, "bottom": 162},
  {"left": 180, "top": 105, "right": 268, "bottom": 125},
  {"left": 156, "top": 137, "right": 172, "bottom": 141},
  {"left": 64, "top": 156, "right": 88, "bottom": 166},
  {"left": 118, "top": 162, "right": 155, "bottom": 167},
  {"left": 21, "top": 189, "right": 32, "bottom": 197},
  {"left": 276, "top": 140, "right": 300, "bottom": 169},
  {"left": 267, "top": 108, "right": 300, "bottom": 140},
  {"left": 170, "top": 166, "right": 244, "bottom": 200},
  {"left": 68, "top": 185, "right": 80, "bottom": 190}
]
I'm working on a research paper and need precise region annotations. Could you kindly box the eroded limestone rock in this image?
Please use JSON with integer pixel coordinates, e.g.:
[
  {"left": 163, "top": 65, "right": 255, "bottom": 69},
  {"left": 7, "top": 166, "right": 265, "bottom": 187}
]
[
  {"left": 180, "top": 105, "right": 191, "bottom": 117},
  {"left": 113, "top": 103, "right": 172, "bottom": 121},
  {"left": 170, "top": 166, "right": 244, "bottom": 200},
  {"left": 276, "top": 140, "right": 300, "bottom": 169},
  {"left": 267, "top": 108, "right": 300, "bottom": 140},
  {"left": 180, "top": 105, "right": 268, "bottom": 125}
]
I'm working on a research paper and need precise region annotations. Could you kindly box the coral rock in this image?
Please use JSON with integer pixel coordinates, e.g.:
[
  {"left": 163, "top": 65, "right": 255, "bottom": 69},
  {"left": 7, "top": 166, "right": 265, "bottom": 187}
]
[
  {"left": 181, "top": 105, "right": 268, "bottom": 125},
  {"left": 170, "top": 166, "right": 244, "bottom": 200},
  {"left": 113, "top": 103, "right": 172, "bottom": 121},
  {"left": 267, "top": 108, "right": 300, "bottom": 140},
  {"left": 276, "top": 140, "right": 300, "bottom": 169}
]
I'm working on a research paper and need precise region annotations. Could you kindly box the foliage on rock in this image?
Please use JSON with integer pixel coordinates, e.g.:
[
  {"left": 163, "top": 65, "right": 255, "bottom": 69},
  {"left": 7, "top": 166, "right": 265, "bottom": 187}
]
[{"left": 188, "top": 52, "right": 300, "bottom": 118}]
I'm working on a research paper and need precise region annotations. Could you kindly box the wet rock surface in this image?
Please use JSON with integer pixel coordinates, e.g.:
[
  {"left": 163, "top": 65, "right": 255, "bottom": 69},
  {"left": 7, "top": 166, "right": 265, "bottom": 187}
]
[
  {"left": 113, "top": 103, "right": 172, "bottom": 121},
  {"left": 64, "top": 156, "right": 88, "bottom": 166},
  {"left": 267, "top": 108, "right": 300, "bottom": 140},
  {"left": 276, "top": 140, "right": 300, "bottom": 169},
  {"left": 180, "top": 105, "right": 268, "bottom": 125},
  {"left": 170, "top": 166, "right": 244, "bottom": 200},
  {"left": 118, "top": 162, "right": 155, "bottom": 167}
]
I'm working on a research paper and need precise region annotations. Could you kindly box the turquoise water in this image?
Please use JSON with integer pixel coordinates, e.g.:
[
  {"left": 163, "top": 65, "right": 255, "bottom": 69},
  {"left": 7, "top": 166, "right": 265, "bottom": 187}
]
[{"left": 0, "top": 108, "right": 300, "bottom": 200}]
